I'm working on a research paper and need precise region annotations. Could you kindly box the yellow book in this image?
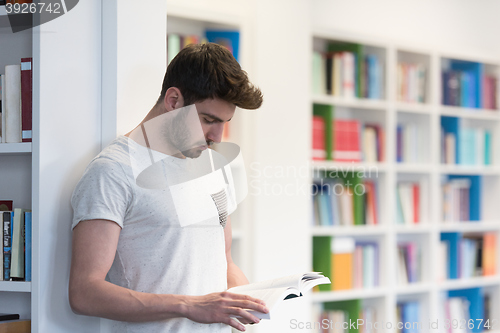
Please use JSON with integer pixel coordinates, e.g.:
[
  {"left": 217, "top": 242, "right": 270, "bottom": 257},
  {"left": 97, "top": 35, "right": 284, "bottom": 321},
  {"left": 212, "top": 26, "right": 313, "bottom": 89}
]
[{"left": 331, "top": 237, "right": 355, "bottom": 290}]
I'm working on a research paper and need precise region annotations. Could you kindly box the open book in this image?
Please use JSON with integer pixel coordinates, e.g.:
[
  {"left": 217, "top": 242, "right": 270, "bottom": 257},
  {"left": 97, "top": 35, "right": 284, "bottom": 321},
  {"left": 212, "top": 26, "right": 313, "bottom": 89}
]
[{"left": 227, "top": 272, "right": 331, "bottom": 320}]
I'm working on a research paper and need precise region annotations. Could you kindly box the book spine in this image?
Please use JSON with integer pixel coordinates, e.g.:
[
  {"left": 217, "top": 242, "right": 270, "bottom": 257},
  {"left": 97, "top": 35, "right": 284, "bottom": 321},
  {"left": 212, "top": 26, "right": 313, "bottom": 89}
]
[
  {"left": 3, "top": 212, "right": 12, "bottom": 281},
  {"left": 24, "top": 211, "right": 31, "bottom": 282},
  {"left": 5, "top": 65, "right": 22, "bottom": 143},
  {"left": 20, "top": 58, "right": 32, "bottom": 143}
]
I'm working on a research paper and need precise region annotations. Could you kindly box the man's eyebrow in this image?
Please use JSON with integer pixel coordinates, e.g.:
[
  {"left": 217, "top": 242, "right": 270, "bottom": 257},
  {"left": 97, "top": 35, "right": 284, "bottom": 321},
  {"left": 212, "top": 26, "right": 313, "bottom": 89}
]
[{"left": 200, "top": 112, "right": 232, "bottom": 122}]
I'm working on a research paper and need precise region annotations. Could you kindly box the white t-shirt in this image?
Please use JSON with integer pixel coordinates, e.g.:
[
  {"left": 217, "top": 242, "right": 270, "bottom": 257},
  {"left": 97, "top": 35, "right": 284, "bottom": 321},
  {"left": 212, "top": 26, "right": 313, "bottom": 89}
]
[{"left": 71, "top": 135, "right": 233, "bottom": 333}]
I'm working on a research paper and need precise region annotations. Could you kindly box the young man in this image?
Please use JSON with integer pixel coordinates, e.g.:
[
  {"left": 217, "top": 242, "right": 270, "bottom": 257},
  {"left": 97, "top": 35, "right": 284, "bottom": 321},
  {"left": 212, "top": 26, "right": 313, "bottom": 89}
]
[{"left": 69, "top": 43, "right": 267, "bottom": 332}]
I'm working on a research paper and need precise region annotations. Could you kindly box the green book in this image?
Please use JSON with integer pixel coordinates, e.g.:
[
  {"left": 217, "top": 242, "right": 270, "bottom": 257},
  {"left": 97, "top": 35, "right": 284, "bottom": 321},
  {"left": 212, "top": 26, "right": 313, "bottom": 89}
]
[
  {"left": 484, "top": 130, "right": 491, "bottom": 165},
  {"left": 324, "top": 299, "right": 362, "bottom": 333},
  {"left": 327, "top": 42, "right": 364, "bottom": 98},
  {"left": 312, "top": 236, "right": 332, "bottom": 291},
  {"left": 313, "top": 104, "right": 334, "bottom": 160}
]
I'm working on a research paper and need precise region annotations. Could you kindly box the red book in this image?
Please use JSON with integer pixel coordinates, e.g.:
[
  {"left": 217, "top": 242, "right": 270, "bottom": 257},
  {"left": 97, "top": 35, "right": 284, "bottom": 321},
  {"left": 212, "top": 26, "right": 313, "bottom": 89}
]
[
  {"left": 333, "top": 119, "right": 361, "bottom": 162},
  {"left": 0, "top": 200, "right": 13, "bottom": 211},
  {"left": 312, "top": 116, "right": 325, "bottom": 160},
  {"left": 412, "top": 184, "right": 419, "bottom": 224},
  {"left": 365, "top": 181, "right": 378, "bottom": 225},
  {"left": 21, "top": 57, "right": 32, "bottom": 143}
]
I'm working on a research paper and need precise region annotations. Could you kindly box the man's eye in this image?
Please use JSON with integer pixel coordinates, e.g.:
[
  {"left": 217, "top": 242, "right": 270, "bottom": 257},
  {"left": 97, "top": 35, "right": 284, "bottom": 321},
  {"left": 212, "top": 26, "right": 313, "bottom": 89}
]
[{"left": 204, "top": 118, "right": 215, "bottom": 124}]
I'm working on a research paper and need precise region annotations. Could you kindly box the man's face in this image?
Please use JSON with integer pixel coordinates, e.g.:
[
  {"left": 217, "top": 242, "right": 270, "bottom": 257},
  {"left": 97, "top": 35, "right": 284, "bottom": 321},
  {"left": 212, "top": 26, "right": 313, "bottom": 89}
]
[{"left": 181, "top": 98, "right": 236, "bottom": 158}]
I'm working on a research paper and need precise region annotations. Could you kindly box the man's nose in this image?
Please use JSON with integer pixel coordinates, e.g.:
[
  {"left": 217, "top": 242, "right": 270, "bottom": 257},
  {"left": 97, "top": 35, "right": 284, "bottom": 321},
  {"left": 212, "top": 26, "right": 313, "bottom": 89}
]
[{"left": 206, "top": 123, "right": 224, "bottom": 144}]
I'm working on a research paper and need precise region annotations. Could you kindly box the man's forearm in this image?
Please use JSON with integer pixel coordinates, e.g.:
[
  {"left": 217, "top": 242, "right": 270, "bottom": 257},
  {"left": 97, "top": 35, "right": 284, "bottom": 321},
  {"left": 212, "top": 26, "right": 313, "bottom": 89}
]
[
  {"left": 227, "top": 261, "right": 249, "bottom": 289},
  {"left": 70, "top": 279, "right": 187, "bottom": 322}
]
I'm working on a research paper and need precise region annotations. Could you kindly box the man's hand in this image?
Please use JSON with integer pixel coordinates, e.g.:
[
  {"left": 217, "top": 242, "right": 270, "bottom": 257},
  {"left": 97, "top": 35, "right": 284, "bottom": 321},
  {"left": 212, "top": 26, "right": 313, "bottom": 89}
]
[{"left": 184, "top": 291, "right": 269, "bottom": 331}]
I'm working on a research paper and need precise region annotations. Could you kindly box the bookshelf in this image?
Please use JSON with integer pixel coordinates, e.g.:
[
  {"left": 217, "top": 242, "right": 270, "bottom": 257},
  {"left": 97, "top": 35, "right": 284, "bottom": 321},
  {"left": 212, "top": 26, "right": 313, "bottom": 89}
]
[
  {"left": 310, "top": 28, "right": 500, "bottom": 333},
  {"left": 0, "top": 8, "right": 33, "bottom": 324}
]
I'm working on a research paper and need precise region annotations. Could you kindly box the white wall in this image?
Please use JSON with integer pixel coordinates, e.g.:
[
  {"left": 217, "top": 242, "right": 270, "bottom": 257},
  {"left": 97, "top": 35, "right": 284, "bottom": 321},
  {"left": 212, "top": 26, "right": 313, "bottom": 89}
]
[
  {"left": 102, "top": 0, "right": 167, "bottom": 146},
  {"left": 34, "top": 0, "right": 103, "bottom": 332},
  {"left": 312, "top": 0, "right": 500, "bottom": 58}
]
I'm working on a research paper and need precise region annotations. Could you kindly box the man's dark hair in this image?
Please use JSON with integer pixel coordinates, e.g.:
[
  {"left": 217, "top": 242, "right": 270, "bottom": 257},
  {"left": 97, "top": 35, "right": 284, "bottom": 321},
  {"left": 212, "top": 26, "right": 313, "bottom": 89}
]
[{"left": 157, "top": 43, "right": 263, "bottom": 109}]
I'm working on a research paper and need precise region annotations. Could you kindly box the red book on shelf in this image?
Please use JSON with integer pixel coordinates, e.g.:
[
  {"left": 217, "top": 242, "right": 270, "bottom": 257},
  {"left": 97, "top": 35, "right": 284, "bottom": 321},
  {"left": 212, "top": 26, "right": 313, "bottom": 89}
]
[
  {"left": 20, "top": 57, "right": 32, "bottom": 143},
  {"left": 365, "top": 181, "right": 378, "bottom": 225},
  {"left": 333, "top": 119, "right": 361, "bottom": 162},
  {"left": 483, "top": 233, "right": 496, "bottom": 276},
  {"left": 312, "top": 116, "right": 326, "bottom": 161},
  {"left": 412, "top": 184, "right": 419, "bottom": 224},
  {"left": 0, "top": 200, "right": 13, "bottom": 211}
]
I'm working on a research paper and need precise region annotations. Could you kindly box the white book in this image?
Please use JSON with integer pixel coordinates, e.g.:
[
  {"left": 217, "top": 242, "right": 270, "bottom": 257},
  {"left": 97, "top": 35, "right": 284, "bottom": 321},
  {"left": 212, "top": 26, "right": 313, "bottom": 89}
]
[
  {"left": 333, "top": 53, "right": 342, "bottom": 96},
  {"left": 438, "top": 241, "right": 449, "bottom": 281},
  {"left": 227, "top": 272, "right": 330, "bottom": 320},
  {"left": 4, "top": 65, "right": 22, "bottom": 143},
  {"left": 342, "top": 52, "right": 355, "bottom": 99},
  {"left": 475, "top": 128, "right": 484, "bottom": 166},
  {"left": 11, "top": 208, "right": 28, "bottom": 279},
  {"left": 398, "top": 183, "right": 414, "bottom": 224},
  {"left": 339, "top": 189, "right": 354, "bottom": 225},
  {"left": 363, "top": 126, "right": 377, "bottom": 163}
]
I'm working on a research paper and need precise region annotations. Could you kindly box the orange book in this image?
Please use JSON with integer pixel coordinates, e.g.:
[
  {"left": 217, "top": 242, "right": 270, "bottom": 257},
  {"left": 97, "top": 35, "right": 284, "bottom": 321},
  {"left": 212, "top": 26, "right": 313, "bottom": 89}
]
[
  {"left": 483, "top": 233, "right": 496, "bottom": 276},
  {"left": 331, "top": 237, "right": 355, "bottom": 290},
  {"left": 0, "top": 320, "right": 30, "bottom": 333}
]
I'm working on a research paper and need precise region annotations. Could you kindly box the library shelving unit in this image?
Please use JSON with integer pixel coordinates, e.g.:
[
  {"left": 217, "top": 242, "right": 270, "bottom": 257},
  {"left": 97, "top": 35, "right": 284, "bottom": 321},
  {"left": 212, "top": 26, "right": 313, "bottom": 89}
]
[
  {"left": 166, "top": 3, "right": 253, "bottom": 285},
  {"left": 0, "top": 4, "right": 34, "bottom": 324},
  {"left": 310, "top": 27, "right": 500, "bottom": 333}
]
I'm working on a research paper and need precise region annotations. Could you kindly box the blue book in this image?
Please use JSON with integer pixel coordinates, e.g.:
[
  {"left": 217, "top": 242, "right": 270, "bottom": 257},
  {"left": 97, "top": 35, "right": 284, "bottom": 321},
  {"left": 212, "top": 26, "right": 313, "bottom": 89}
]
[
  {"left": 402, "top": 302, "right": 420, "bottom": 333},
  {"left": 441, "top": 116, "right": 460, "bottom": 164},
  {"left": 449, "top": 60, "right": 483, "bottom": 108},
  {"left": 441, "top": 232, "right": 462, "bottom": 279},
  {"left": 3, "top": 211, "right": 13, "bottom": 281},
  {"left": 25, "top": 212, "right": 32, "bottom": 282},
  {"left": 459, "top": 128, "right": 476, "bottom": 165},
  {"left": 205, "top": 30, "right": 240, "bottom": 62},
  {"left": 485, "top": 131, "right": 492, "bottom": 165},
  {"left": 460, "top": 71, "right": 470, "bottom": 107},
  {"left": 396, "top": 125, "right": 403, "bottom": 162},
  {"left": 448, "top": 175, "right": 481, "bottom": 221},
  {"left": 367, "top": 54, "right": 379, "bottom": 99},
  {"left": 449, "top": 288, "right": 484, "bottom": 333}
]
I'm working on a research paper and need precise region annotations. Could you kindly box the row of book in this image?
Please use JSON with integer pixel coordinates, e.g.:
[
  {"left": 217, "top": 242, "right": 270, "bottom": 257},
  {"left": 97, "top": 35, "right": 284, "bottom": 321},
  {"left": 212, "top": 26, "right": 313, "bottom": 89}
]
[
  {"left": 313, "top": 237, "right": 379, "bottom": 291},
  {"left": 396, "top": 63, "right": 427, "bottom": 104},
  {"left": 442, "top": 69, "right": 498, "bottom": 110},
  {"left": 312, "top": 50, "right": 383, "bottom": 100},
  {"left": 442, "top": 178, "right": 472, "bottom": 222},
  {"left": 395, "top": 301, "right": 419, "bottom": 333},
  {"left": 312, "top": 115, "right": 385, "bottom": 162},
  {"left": 167, "top": 30, "right": 240, "bottom": 64},
  {"left": 441, "top": 116, "right": 492, "bottom": 166},
  {"left": 439, "top": 288, "right": 492, "bottom": 333},
  {"left": 1, "top": 201, "right": 31, "bottom": 282},
  {"left": 396, "top": 182, "right": 420, "bottom": 225},
  {"left": 0, "top": 59, "right": 33, "bottom": 144},
  {"left": 315, "top": 304, "right": 378, "bottom": 333},
  {"left": 312, "top": 179, "right": 378, "bottom": 226},
  {"left": 439, "top": 233, "right": 496, "bottom": 281},
  {"left": 396, "top": 124, "right": 423, "bottom": 164},
  {"left": 397, "top": 242, "right": 421, "bottom": 285},
  {"left": 441, "top": 127, "right": 492, "bottom": 166}
]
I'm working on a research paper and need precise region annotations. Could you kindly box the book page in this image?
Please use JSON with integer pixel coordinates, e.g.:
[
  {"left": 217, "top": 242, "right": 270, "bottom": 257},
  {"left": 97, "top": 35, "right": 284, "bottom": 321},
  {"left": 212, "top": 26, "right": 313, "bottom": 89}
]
[{"left": 228, "top": 273, "right": 304, "bottom": 294}]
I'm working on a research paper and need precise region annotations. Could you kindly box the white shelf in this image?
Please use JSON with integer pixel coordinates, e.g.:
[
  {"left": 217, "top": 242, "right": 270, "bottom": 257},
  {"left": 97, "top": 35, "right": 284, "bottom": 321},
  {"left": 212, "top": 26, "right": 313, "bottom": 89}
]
[
  {"left": 439, "top": 222, "right": 500, "bottom": 232},
  {"left": 440, "top": 106, "right": 500, "bottom": 120},
  {"left": 0, "top": 142, "right": 32, "bottom": 154},
  {"left": 395, "top": 224, "right": 433, "bottom": 234},
  {"left": 438, "top": 276, "right": 500, "bottom": 290},
  {"left": 311, "top": 225, "right": 387, "bottom": 236},
  {"left": 311, "top": 161, "right": 388, "bottom": 172},
  {"left": 395, "top": 163, "right": 433, "bottom": 173},
  {"left": 439, "top": 165, "right": 500, "bottom": 175},
  {"left": 0, "top": 281, "right": 31, "bottom": 293},
  {"left": 311, "top": 287, "right": 387, "bottom": 302},
  {"left": 395, "top": 282, "right": 433, "bottom": 295},
  {"left": 312, "top": 94, "right": 388, "bottom": 110},
  {"left": 396, "top": 102, "right": 434, "bottom": 114}
]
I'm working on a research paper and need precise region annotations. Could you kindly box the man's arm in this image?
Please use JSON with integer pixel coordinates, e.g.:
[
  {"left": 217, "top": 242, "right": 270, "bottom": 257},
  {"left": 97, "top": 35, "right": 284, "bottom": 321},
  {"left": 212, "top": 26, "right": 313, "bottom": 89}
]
[
  {"left": 69, "top": 219, "right": 268, "bottom": 331},
  {"left": 224, "top": 216, "right": 250, "bottom": 289}
]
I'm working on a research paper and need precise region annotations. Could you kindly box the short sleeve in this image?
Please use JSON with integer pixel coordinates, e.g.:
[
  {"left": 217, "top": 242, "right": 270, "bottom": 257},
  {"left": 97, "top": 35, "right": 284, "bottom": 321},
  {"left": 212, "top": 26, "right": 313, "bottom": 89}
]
[{"left": 71, "top": 158, "right": 133, "bottom": 230}]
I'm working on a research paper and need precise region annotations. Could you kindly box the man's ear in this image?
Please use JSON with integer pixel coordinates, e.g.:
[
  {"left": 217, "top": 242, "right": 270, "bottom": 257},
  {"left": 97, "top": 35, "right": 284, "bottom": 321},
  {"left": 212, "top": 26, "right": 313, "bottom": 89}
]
[{"left": 164, "top": 87, "right": 185, "bottom": 111}]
